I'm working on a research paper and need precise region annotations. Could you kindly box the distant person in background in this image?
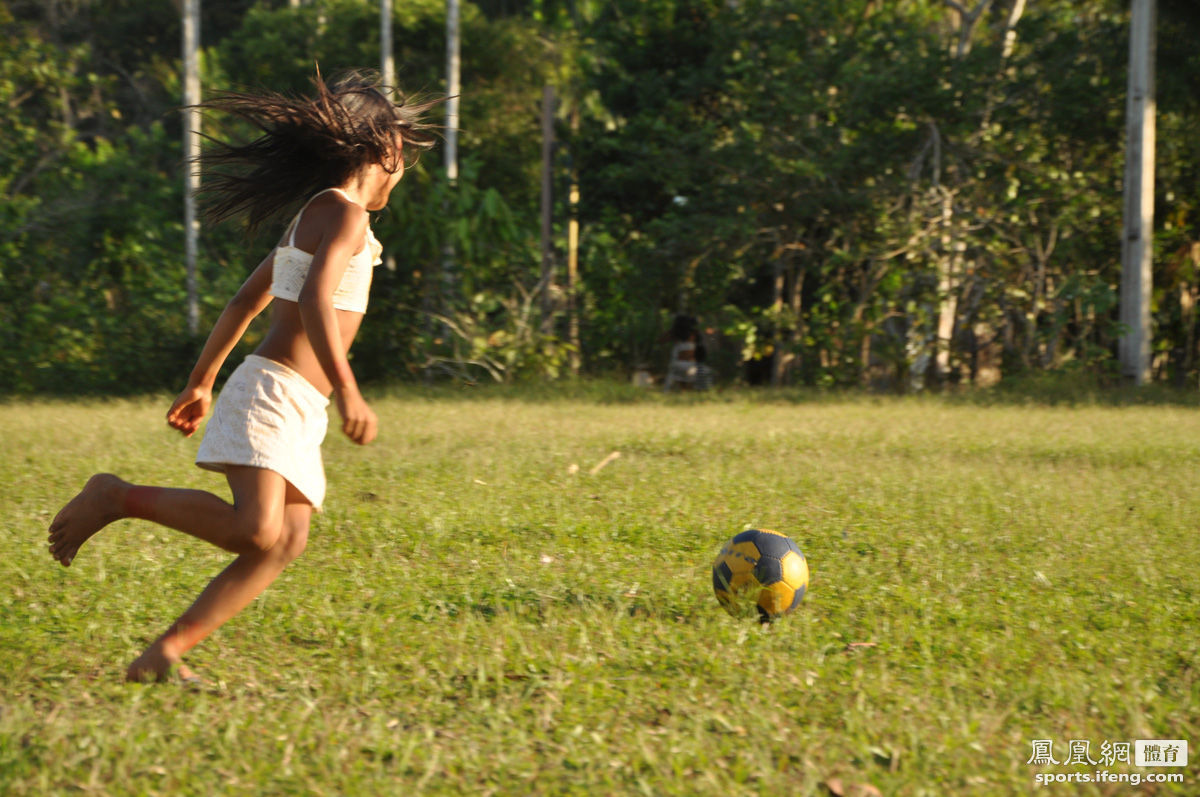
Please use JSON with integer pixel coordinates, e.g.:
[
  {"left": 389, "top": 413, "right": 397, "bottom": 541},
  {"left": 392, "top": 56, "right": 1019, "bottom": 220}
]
[
  {"left": 47, "top": 70, "right": 439, "bottom": 684},
  {"left": 663, "top": 313, "right": 700, "bottom": 391},
  {"left": 694, "top": 334, "right": 714, "bottom": 391}
]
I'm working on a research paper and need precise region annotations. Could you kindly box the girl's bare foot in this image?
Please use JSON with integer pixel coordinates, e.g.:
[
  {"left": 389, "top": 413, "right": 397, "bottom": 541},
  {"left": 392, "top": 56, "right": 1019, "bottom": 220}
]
[
  {"left": 125, "top": 641, "right": 201, "bottom": 685},
  {"left": 48, "top": 474, "right": 129, "bottom": 566}
]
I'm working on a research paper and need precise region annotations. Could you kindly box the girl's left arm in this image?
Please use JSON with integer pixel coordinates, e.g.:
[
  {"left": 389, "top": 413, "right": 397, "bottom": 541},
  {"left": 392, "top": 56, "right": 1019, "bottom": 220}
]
[{"left": 166, "top": 253, "right": 276, "bottom": 437}]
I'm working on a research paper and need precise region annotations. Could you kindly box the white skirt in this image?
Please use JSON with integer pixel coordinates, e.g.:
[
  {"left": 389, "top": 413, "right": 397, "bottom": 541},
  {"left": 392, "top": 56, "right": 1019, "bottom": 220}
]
[{"left": 196, "top": 355, "right": 330, "bottom": 510}]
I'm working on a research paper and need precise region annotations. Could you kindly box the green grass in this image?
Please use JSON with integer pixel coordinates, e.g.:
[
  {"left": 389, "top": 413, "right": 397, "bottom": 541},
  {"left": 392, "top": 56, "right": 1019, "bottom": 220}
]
[{"left": 2, "top": 387, "right": 1198, "bottom": 795}]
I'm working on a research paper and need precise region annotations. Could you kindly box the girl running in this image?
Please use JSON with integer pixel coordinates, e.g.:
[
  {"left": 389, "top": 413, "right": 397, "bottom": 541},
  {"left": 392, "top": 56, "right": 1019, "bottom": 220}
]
[{"left": 47, "top": 70, "right": 437, "bottom": 683}]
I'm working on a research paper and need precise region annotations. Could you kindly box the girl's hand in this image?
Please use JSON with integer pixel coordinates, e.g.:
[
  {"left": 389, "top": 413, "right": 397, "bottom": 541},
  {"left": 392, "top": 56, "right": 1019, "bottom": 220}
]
[
  {"left": 167, "top": 384, "right": 212, "bottom": 437},
  {"left": 335, "top": 386, "right": 378, "bottom": 445}
]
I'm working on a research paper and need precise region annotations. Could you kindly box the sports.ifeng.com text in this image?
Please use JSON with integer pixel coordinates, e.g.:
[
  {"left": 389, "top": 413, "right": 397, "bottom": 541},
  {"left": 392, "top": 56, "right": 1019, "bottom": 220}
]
[{"left": 1035, "top": 771, "right": 1184, "bottom": 788}]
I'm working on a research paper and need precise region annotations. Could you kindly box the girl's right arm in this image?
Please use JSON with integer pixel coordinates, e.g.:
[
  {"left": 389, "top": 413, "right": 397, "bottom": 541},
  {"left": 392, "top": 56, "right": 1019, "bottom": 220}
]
[
  {"left": 166, "top": 253, "right": 276, "bottom": 437},
  {"left": 296, "top": 202, "right": 377, "bottom": 445}
]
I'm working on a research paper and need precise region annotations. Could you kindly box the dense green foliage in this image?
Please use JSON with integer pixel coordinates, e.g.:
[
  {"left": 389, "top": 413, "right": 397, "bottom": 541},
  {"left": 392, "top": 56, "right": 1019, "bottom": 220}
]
[
  {"left": 3, "top": 392, "right": 1199, "bottom": 792},
  {"left": 1, "top": 0, "right": 1198, "bottom": 393}
]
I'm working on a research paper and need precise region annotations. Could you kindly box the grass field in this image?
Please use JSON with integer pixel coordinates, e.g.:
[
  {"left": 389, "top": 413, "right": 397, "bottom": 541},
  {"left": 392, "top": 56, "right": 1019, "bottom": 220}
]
[{"left": 2, "top": 386, "right": 1198, "bottom": 795}]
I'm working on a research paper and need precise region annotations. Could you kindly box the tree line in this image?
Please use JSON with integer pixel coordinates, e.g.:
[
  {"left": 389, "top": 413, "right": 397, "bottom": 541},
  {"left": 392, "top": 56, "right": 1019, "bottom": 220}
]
[{"left": 2, "top": 0, "right": 1198, "bottom": 393}]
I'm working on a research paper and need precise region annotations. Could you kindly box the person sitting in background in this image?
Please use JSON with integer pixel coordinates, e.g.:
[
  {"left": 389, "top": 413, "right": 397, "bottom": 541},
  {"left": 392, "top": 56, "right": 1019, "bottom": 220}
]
[{"left": 694, "top": 335, "right": 713, "bottom": 391}]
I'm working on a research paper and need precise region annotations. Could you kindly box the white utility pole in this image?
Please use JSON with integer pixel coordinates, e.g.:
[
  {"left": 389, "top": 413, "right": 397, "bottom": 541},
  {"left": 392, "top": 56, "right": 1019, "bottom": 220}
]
[
  {"left": 444, "top": 0, "right": 460, "bottom": 184},
  {"left": 182, "top": 0, "right": 201, "bottom": 336},
  {"left": 380, "top": 0, "right": 396, "bottom": 274},
  {"left": 1120, "top": 0, "right": 1156, "bottom": 384},
  {"left": 381, "top": 0, "right": 394, "bottom": 89}
]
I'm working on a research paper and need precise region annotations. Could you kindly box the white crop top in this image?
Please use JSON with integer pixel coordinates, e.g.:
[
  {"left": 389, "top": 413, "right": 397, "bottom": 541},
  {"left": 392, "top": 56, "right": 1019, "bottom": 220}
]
[{"left": 269, "top": 188, "right": 383, "bottom": 313}]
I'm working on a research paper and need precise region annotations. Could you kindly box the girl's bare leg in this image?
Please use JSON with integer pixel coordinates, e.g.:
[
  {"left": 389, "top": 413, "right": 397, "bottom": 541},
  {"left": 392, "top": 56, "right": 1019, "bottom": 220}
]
[
  {"left": 48, "top": 467, "right": 311, "bottom": 682},
  {"left": 48, "top": 467, "right": 288, "bottom": 566},
  {"left": 127, "top": 490, "right": 312, "bottom": 682}
]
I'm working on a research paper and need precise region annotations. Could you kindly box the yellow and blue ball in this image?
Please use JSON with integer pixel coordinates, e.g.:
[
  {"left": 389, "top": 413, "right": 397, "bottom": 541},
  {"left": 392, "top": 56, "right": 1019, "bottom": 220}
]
[{"left": 711, "top": 529, "right": 809, "bottom": 622}]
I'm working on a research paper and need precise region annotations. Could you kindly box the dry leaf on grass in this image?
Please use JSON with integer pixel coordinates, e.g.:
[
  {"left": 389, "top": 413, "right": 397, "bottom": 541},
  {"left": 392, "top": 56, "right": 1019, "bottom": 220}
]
[
  {"left": 823, "top": 777, "right": 883, "bottom": 797},
  {"left": 843, "top": 641, "right": 878, "bottom": 652},
  {"left": 589, "top": 451, "right": 621, "bottom": 474}
]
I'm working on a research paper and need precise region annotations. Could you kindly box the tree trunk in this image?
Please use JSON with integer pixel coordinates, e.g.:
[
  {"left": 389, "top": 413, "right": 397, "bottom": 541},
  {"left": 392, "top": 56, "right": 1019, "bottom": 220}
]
[
  {"left": 934, "top": 188, "right": 961, "bottom": 383},
  {"left": 770, "top": 248, "right": 785, "bottom": 386},
  {"left": 789, "top": 254, "right": 805, "bottom": 384},
  {"left": 540, "top": 84, "right": 556, "bottom": 335},
  {"left": 567, "top": 107, "right": 581, "bottom": 375},
  {"left": 931, "top": 0, "right": 1026, "bottom": 385},
  {"left": 1001, "top": 0, "right": 1027, "bottom": 59}
]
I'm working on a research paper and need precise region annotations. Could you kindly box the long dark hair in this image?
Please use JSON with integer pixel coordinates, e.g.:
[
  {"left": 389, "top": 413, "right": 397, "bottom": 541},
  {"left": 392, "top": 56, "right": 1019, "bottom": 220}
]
[
  {"left": 669, "top": 314, "right": 699, "bottom": 342},
  {"left": 196, "top": 68, "right": 441, "bottom": 232}
]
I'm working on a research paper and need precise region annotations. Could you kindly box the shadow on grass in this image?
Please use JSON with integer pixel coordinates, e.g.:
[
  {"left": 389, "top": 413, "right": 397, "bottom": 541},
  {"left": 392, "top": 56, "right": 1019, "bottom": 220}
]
[{"left": 406, "top": 587, "right": 706, "bottom": 625}]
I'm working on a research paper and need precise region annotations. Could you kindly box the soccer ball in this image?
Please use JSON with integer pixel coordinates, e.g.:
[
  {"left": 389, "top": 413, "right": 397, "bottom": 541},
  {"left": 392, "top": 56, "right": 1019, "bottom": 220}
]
[{"left": 711, "top": 529, "right": 809, "bottom": 622}]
